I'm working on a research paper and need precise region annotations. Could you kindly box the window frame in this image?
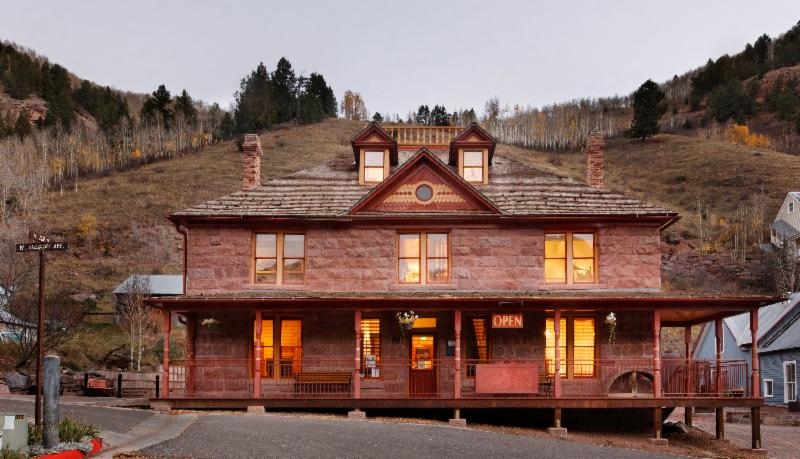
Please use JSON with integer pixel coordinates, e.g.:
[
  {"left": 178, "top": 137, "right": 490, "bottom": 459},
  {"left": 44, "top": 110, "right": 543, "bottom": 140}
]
[
  {"left": 544, "top": 231, "right": 598, "bottom": 285},
  {"left": 254, "top": 233, "right": 306, "bottom": 285},
  {"left": 360, "top": 149, "right": 388, "bottom": 185},
  {"left": 545, "top": 315, "right": 597, "bottom": 379},
  {"left": 360, "top": 317, "right": 381, "bottom": 379},
  {"left": 363, "top": 150, "right": 386, "bottom": 183},
  {"left": 397, "top": 231, "right": 450, "bottom": 284},
  {"left": 763, "top": 378, "right": 774, "bottom": 398},
  {"left": 461, "top": 150, "right": 485, "bottom": 184},
  {"left": 253, "top": 317, "right": 302, "bottom": 379},
  {"left": 784, "top": 360, "right": 797, "bottom": 403}
]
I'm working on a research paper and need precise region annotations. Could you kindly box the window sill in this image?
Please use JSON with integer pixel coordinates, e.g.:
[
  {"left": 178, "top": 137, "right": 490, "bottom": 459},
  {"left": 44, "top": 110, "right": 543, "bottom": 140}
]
[
  {"left": 246, "top": 283, "right": 308, "bottom": 290},
  {"left": 389, "top": 283, "right": 457, "bottom": 291},
  {"left": 537, "top": 283, "right": 608, "bottom": 290}
]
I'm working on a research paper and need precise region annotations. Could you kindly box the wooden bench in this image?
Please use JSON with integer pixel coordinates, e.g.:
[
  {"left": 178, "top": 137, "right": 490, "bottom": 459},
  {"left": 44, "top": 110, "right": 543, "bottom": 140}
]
[
  {"left": 294, "top": 372, "right": 352, "bottom": 396},
  {"left": 85, "top": 377, "right": 114, "bottom": 396}
]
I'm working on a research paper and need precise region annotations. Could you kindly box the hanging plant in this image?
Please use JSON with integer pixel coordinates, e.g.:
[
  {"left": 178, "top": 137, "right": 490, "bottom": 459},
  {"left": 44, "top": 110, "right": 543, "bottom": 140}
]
[
  {"left": 396, "top": 311, "right": 418, "bottom": 331},
  {"left": 605, "top": 312, "right": 617, "bottom": 344},
  {"left": 201, "top": 317, "right": 220, "bottom": 328}
]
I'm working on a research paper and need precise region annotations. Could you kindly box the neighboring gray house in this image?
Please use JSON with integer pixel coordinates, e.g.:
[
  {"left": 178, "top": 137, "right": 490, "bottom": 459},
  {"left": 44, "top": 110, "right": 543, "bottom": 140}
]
[
  {"left": 1, "top": 287, "right": 36, "bottom": 341},
  {"left": 769, "top": 191, "right": 800, "bottom": 258},
  {"left": 113, "top": 275, "right": 183, "bottom": 298},
  {"left": 694, "top": 293, "right": 800, "bottom": 405}
]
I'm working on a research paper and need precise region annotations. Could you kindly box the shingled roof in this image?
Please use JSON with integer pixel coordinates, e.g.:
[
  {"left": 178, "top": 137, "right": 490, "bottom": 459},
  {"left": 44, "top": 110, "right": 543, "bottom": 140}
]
[{"left": 172, "top": 147, "right": 677, "bottom": 220}]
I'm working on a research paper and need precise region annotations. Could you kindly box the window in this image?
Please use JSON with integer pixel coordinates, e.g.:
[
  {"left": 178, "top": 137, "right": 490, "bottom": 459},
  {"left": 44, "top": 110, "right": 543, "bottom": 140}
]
[
  {"left": 544, "top": 232, "right": 596, "bottom": 284},
  {"left": 763, "top": 379, "right": 774, "bottom": 398},
  {"left": 255, "top": 233, "right": 305, "bottom": 284},
  {"left": 790, "top": 201, "right": 795, "bottom": 213},
  {"left": 784, "top": 361, "right": 797, "bottom": 403},
  {"left": 545, "top": 316, "right": 596, "bottom": 378},
  {"left": 361, "top": 318, "right": 381, "bottom": 378},
  {"left": 462, "top": 151, "right": 484, "bottom": 183},
  {"left": 254, "top": 319, "right": 302, "bottom": 378},
  {"left": 363, "top": 150, "right": 386, "bottom": 183},
  {"left": 398, "top": 232, "right": 449, "bottom": 283}
]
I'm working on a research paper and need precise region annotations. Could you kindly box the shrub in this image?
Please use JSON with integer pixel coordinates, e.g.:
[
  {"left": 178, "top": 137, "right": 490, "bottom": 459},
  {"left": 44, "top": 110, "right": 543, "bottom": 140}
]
[
  {"left": 58, "top": 418, "right": 99, "bottom": 443},
  {"left": 727, "top": 124, "right": 770, "bottom": 148}
]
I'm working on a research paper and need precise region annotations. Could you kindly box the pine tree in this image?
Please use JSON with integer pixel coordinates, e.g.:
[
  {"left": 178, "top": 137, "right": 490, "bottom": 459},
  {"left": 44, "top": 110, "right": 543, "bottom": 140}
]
[
  {"left": 234, "top": 63, "right": 275, "bottom": 132},
  {"left": 14, "top": 110, "right": 32, "bottom": 139},
  {"left": 430, "top": 105, "right": 449, "bottom": 126},
  {"left": 41, "top": 63, "right": 75, "bottom": 128},
  {"left": 141, "top": 84, "right": 174, "bottom": 128},
  {"left": 174, "top": 90, "right": 198, "bottom": 125},
  {"left": 415, "top": 105, "right": 430, "bottom": 125},
  {"left": 372, "top": 112, "right": 383, "bottom": 123},
  {"left": 628, "top": 79, "right": 666, "bottom": 140},
  {"left": 271, "top": 57, "right": 297, "bottom": 123}
]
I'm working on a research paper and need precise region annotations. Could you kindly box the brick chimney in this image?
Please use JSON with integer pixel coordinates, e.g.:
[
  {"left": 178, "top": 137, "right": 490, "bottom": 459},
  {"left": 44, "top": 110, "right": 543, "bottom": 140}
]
[
  {"left": 241, "top": 134, "right": 262, "bottom": 191},
  {"left": 585, "top": 132, "right": 604, "bottom": 189}
]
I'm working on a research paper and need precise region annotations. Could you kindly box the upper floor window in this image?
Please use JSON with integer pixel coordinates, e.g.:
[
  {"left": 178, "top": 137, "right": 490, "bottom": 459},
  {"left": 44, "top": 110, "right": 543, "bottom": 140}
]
[
  {"left": 361, "top": 150, "right": 387, "bottom": 184},
  {"left": 255, "top": 233, "right": 305, "bottom": 284},
  {"left": 790, "top": 201, "right": 795, "bottom": 213},
  {"left": 462, "top": 151, "right": 485, "bottom": 183},
  {"left": 544, "top": 232, "right": 596, "bottom": 284},
  {"left": 398, "top": 232, "right": 449, "bottom": 283}
]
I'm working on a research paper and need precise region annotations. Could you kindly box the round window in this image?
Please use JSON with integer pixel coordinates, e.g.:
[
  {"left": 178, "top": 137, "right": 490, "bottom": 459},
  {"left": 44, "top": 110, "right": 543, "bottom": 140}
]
[{"left": 415, "top": 184, "right": 433, "bottom": 202}]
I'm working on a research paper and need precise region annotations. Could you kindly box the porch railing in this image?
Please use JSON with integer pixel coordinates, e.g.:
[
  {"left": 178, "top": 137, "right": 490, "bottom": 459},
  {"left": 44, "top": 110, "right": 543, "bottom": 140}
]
[
  {"left": 379, "top": 124, "right": 463, "bottom": 146},
  {"left": 164, "top": 357, "right": 752, "bottom": 400}
]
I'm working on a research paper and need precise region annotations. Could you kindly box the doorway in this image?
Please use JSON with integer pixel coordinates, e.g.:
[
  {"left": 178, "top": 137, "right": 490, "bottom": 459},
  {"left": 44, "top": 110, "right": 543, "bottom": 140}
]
[{"left": 409, "top": 334, "right": 436, "bottom": 396}]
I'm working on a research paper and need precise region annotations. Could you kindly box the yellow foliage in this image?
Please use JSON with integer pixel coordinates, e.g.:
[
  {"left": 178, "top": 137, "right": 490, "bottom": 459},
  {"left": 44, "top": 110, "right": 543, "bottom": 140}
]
[
  {"left": 727, "top": 124, "right": 770, "bottom": 148},
  {"left": 50, "top": 158, "right": 65, "bottom": 175},
  {"left": 77, "top": 214, "right": 98, "bottom": 242},
  {"left": 131, "top": 148, "right": 143, "bottom": 160}
]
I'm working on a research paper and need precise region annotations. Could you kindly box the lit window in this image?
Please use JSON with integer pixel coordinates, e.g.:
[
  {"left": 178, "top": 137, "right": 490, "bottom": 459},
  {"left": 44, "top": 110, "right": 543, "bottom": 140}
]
[
  {"left": 544, "top": 232, "right": 595, "bottom": 284},
  {"left": 545, "top": 317, "right": 595, "bottom": 378},
  {"left": 466, "top": 318, "right": 489, "bottom": 377},
  {"left": 254, "top": 319, "right": 302, "bottom": 378},
  {"left": 363, "top": 151, "right": 385, "bottom": 183},
  {"left": 255, "top": 233, "right": 305, "bottom": 284},
  {"left": 361, "top": 318, "right": 381, "bottom": 378},
  {"left": 462, "top": 151, "right": 484, "bottom": 183},
  {"left": 398, "top": 233, "right": 449, "bottom": 283}
]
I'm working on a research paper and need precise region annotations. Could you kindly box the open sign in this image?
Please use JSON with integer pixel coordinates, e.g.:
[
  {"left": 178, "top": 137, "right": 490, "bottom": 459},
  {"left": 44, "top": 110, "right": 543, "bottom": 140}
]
[{"left": 492, "top": 313, "right": 523, "bottom": 328}]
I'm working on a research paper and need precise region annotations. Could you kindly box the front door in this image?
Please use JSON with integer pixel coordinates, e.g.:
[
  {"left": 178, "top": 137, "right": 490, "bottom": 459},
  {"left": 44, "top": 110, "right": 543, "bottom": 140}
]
[{"left": 409, "top": 334, "right": 436, "bottom": 396}]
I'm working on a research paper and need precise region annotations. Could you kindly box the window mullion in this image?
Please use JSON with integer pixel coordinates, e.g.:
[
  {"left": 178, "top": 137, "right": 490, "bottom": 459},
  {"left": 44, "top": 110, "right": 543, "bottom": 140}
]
[
  {"left": 566, "top": 233, "right": 573, "bottom": 285},
  {"left": 567, "top": 317, "right": 574, "bottom": 379},
  {"left": 277, "top": 233, "right": 284, "bottom": 285},
  {"left": 420, "top": 233, "right": 427, "bottom": 284}
]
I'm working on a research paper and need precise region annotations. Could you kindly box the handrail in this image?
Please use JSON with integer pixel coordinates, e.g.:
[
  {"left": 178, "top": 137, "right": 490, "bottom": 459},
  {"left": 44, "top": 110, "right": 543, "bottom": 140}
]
[{"left": 378, "top": 124, "right": 464, "bottom": 146}]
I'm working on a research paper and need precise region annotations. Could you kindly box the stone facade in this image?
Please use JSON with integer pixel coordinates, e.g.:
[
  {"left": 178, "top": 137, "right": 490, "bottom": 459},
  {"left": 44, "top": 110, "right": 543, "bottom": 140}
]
[{"left": 185, "top": 225, "right": 662, "bottom": 294}]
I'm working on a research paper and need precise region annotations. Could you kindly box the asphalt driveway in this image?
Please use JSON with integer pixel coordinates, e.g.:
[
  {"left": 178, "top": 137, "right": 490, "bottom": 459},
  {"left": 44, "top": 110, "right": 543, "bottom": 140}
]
[{"left": 139, "top": 413, "right": 685, "bottom": 459}]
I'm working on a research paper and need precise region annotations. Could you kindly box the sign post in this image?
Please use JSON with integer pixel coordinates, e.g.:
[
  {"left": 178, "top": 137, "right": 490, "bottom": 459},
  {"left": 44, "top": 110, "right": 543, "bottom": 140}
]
[{"left": 15, "top": 233, "right": 68, "bottom": 427}]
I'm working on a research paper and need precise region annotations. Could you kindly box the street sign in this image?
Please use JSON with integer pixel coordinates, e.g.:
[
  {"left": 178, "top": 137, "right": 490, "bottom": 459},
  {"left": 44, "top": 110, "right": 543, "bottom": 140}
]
[{"left": 16, "top": 242, "right": 68, "bottom": 252}]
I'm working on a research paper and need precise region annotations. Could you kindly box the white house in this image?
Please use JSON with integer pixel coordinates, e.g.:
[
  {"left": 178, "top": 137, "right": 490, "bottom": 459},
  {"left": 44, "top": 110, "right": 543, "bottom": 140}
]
[{"left": 770, "top": 192, "right": 800, "bottom": 258}]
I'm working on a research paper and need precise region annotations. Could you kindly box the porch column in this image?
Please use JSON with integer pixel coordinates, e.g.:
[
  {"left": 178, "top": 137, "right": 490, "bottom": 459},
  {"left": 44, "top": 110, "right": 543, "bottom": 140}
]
[
  {"left": 750, "top": 308, "right": 762, "bottom": 450},
  {"left": 454, "top": 310, "right": 462, "bottom": 399},
  {"left": 186, "top": 313, "right": 196, "bottom": 397},
  {"left": 553, "top": 310, "right": 562, "bottom": 399},
  {"left": 684, "top": 326, "right": 692, "bottom": 426},
  {"left": 354, "top": 310, "right": 361, "bottom": 399},
  {"left": 254, "top": 310, "right": 262, "bottom": 399},
  {"left": 653, "top": 310, "right": 662, "bottom": 398},
  {"left": 161, "top": 309, "right": 171, "bottom": 399},
  {"left": 715, "top": 318, "right": 724, "bottom": 440}
]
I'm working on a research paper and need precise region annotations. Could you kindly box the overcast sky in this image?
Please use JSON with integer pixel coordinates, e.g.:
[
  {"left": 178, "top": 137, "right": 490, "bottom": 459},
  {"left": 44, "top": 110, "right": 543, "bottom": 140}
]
[{"left": 1, "top": 1, "right": 799, "bottom": 116}]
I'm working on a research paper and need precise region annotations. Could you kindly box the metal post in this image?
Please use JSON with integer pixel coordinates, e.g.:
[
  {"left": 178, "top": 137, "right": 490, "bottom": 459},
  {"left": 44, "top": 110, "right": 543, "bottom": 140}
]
[
  {"left": 155, "top": 375, "right": 160, "bottom": 398},
  {"left": 35, "top": 250, "right": 45, "bottom": 427},
  {"left": 117, "top": 374, "right": 123, "bottom": 398},
  {"left": 454, "top": 310, "right": 461, "bottom": 399},
  {"left": 43, "top": 354, "right": 60, "bottom": 448},
  {"left": 653, "top": 311, "right": 662, "bottom": 398}
]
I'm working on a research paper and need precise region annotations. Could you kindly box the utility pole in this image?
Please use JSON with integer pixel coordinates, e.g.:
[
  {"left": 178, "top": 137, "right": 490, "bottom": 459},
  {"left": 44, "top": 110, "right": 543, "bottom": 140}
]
[{"left": 15, "top": 232, "right": 68, "bottom": 427}]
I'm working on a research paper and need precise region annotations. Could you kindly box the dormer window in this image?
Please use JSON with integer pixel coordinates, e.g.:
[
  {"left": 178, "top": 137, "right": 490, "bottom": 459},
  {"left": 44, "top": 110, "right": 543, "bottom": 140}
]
[
  {"left": 462, "top": 151, "right": 485, "bottom": 183},
  {"left": 363, "top": 150, "right": 386, "bottom": 183}
]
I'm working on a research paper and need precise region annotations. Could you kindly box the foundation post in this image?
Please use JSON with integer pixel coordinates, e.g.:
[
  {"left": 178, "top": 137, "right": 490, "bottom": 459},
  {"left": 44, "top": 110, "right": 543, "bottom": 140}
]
[
  {"left": 649, "top": 407, "right": 668, "bottom": 446},
  {"left": 751, "top": 406, "right": 762, "bottom": 450},
  {"left": 547, "top": 408, "right": 567, "bottom": 437},
  {"left": 716, "top": 407, "right": 725, "bottom": 440}
]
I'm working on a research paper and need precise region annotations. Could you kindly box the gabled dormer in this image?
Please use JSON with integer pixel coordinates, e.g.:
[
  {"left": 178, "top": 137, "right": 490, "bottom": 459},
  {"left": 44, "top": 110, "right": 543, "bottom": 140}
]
[
  {"left": 351, "top": 122, "right": 398, "bottom": 185},
  {"left": 448, "top": 123, "right": 496, "bottom": 185}
]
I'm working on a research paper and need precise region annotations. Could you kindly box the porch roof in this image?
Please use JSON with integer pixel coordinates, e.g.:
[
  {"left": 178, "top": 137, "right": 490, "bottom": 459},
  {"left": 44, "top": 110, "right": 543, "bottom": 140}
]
[{"left": 147, "top": 290, "right": 775, "bottom": 326}]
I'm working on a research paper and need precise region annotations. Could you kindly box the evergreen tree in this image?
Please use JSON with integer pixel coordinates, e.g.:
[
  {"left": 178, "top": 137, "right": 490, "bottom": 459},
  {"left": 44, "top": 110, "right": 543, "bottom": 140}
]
[
  {"left": 709, "top": 79, "right": 754, "bottom": 122},
  {"left": 628, "top": 79, "right": 666, "bottom": 140},
  {"left": 305, "top": 72, "right": 337, "bottom": 117},
  {"left": 14, "top": 111, "right": 32, "bottom": 139},
  {"left": 271, "top": 57, "right": 297, "bottom": 123},
  {"left": 430, "top": 105, "right": 449, "bottom": 126},
  {"left": 233, "top": 62, "right": 275, "bottom": 132},
  {"left": 415, "top": 105, "right": 430, "bottom": 125},
  {"left": 174, "top": 89, "right": 198, "bottom": 125},
  {"left": 218, "top": 112, "right": 235, "bottom": 140},
  {"left": 140, "top": 84, "right": 174, "bottom": 128},
  {"left": 372, "top": 112, "right": 384, "bottom": 123},
  {"left": 73, "top": 81, "right": 130, "bottom": 133},
  {"left": 41, "top": 63, "right": 75, "bottom": 128}
]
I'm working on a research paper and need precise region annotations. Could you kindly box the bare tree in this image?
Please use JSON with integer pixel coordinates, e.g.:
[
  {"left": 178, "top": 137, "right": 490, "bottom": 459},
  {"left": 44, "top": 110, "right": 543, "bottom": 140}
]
[
  {"left": 116, "top": 276, "right": 159, "bottom": 371},
  {"left": 771, "top": 240, "right": 800, "bottom": 295}
]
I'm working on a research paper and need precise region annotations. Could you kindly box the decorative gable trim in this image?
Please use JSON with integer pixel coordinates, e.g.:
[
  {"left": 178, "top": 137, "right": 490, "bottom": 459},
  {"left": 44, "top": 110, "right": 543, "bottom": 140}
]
[
  {"left": 351, "top": 122, "right": 398, "bottom": 165},
  {"left": 448, "top": 122, "right": 497, "bottom": 166},
  {"left": 347, "top": 147, "right": 502, "bottom": 215}
]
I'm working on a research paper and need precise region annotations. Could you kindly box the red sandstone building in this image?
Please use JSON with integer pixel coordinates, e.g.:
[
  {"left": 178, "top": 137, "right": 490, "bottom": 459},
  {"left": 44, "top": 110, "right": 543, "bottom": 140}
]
[{"left": 151, "top": 123, "right": 771, "bottom": 448}]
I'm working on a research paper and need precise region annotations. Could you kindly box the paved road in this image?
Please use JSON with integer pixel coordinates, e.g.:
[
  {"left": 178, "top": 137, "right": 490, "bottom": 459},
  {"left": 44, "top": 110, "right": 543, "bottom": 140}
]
[
  {"left": 0, "top": 397, "right": 153, "bottom": 433},
  {"left": 139, "top": 414, "right": 685, "bottom": 459}
]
